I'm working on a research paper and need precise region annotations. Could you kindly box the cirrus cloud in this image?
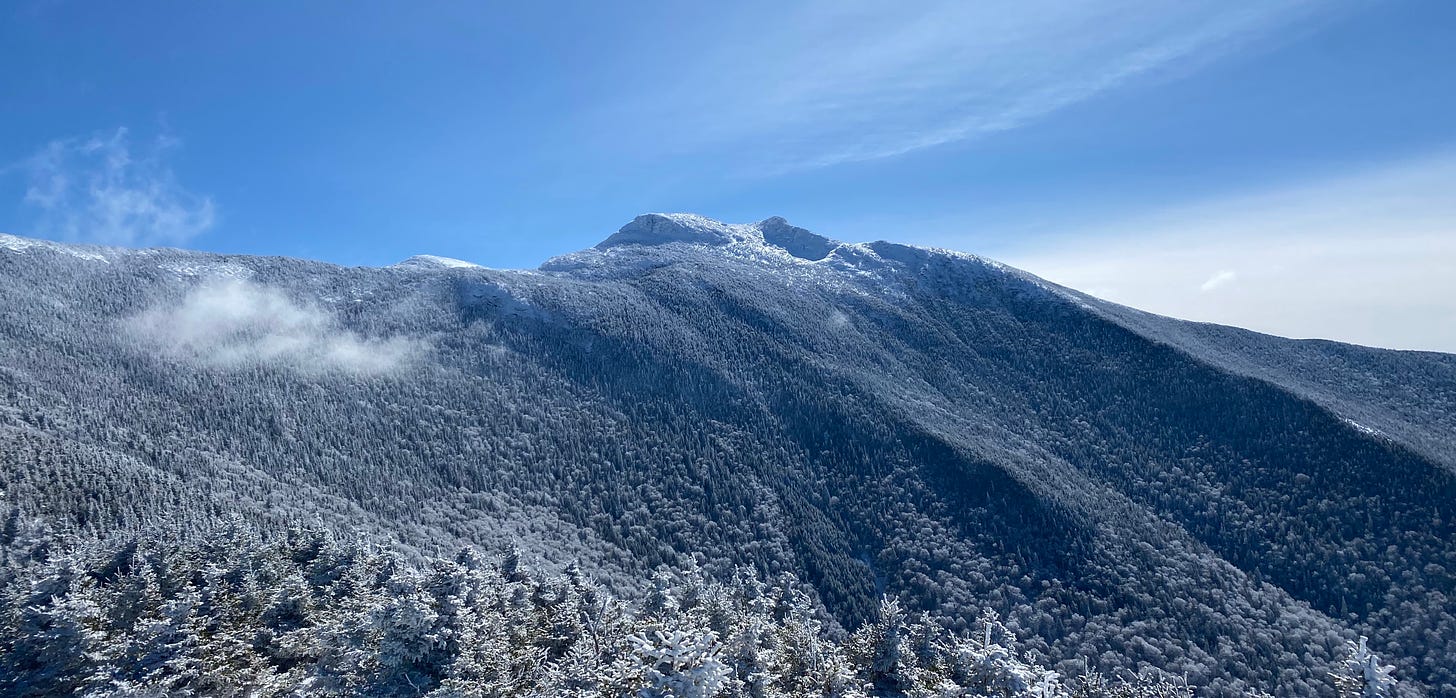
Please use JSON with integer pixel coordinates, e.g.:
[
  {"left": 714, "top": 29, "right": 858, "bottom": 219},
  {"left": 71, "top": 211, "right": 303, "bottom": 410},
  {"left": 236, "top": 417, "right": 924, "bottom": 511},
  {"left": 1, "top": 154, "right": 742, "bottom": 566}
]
[{"left": 596, "top": 0, "right": 1338, "bottom": 172}]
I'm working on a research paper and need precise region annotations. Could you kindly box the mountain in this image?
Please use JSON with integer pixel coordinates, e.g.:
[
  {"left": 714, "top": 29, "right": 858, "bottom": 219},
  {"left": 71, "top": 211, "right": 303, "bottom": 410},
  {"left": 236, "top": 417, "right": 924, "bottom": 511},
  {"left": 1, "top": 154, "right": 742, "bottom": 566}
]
[{"left": 1, "top": 215, "right": 1453, "bottom": 696}]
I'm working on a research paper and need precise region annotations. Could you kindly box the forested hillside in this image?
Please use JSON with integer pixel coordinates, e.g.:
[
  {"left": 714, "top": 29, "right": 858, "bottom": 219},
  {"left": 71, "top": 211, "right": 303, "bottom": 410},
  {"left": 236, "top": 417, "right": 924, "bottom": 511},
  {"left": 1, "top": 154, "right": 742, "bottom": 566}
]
[{"left": 1, "top": 214, "right": 1451, "bottom": 696}]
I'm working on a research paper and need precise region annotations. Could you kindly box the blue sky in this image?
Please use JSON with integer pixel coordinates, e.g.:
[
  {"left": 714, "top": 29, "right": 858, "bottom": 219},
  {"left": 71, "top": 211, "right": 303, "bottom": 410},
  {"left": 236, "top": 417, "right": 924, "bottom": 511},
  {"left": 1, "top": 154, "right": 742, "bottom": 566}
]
[{"left": 3, "top": 1, "right": 1455, "bottom": 351}]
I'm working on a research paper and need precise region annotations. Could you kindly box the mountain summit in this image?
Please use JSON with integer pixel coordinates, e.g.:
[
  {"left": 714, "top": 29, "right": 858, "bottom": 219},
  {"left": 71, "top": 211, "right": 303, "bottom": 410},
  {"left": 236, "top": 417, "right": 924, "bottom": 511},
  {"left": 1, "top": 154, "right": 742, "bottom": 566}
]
[
  {"left": 598, "top": 213, "right": 753, "bottom": 249},
  {"left": 596, "top": 212, "right": 840, "bottom": 262},
  {"left": 1, "top": 217, "right": 1453, "bottom": 695}
]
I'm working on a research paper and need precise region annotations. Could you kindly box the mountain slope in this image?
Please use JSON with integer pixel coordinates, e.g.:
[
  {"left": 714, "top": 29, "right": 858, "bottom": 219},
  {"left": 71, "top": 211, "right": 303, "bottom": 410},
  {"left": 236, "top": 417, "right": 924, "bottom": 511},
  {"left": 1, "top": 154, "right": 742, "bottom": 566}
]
[
  {"left": 0, "top": 217, "right": 1451, "bottom": 696},
  {"left": 1079, "top": 298, "right": 1456, "bottom": 471}
]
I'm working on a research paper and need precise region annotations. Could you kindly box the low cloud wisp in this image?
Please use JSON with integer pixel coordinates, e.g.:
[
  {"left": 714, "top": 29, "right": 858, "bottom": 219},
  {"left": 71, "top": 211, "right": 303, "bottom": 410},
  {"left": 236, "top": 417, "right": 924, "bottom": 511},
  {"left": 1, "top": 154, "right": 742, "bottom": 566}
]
[
  {"left": 127, "top": 279, "right": 422, "bottom": 374},
  {"left": 18, "top": 127, "right": 215, "bottom": 247}
]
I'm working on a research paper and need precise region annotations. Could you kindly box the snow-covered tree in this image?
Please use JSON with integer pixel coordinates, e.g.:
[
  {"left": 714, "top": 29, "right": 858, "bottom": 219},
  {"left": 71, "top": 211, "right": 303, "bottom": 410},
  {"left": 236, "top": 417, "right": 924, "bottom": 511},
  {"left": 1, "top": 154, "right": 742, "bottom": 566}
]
[
  {"left": 0, "top": 525, "right": 1329, "bottom": 697},
  {"left": 1332, "top": 636, "right": 1398, "bottom": 698},
  {"left": 625, "top": 629, "right": 730, "bottom": 698}
]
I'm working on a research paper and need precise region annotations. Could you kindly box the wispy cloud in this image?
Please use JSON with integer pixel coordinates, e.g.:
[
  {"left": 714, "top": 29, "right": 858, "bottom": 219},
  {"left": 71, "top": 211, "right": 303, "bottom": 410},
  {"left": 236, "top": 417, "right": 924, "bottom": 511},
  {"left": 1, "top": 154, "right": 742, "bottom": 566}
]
[
  {"left": 126, "top": 279, "right": 423, "bottom": 374},
  {"left": 1199, "top": 270, "right": 1238, "bottom": 292},
  {"left": 15, "top": 127, "right": 215, "bottom": 246},
  {"left": 605, "top": 0, "right": 1333, "bottom": 171},
  {"left": 1004, "top": 151, "right": 1456, "bottom": 353}
]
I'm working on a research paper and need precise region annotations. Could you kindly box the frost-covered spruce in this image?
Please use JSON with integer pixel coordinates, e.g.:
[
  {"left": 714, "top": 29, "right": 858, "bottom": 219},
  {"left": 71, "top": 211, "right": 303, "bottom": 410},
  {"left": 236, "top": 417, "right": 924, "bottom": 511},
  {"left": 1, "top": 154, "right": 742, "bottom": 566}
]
[{"left": 0, "top": 526, "right": 1225, "bottom": 697}]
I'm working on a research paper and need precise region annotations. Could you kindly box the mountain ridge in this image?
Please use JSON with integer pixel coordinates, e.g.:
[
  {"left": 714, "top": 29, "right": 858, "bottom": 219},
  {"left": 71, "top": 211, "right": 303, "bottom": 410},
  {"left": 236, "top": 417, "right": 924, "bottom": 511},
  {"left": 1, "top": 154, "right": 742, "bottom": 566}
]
[
  {"left": 1, "top": 216, "right": 1454, "bottom": 695},
  {"left": 4, "top": 217, "right": 1452, "bottom": 478}
]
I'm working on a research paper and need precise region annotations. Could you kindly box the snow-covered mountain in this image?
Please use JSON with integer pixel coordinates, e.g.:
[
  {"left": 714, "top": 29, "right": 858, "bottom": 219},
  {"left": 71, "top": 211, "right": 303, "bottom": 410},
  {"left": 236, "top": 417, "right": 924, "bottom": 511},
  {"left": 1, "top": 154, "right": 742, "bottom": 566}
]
[{"left": 1, "top": 214, "right": 1453, "bottom": 695}]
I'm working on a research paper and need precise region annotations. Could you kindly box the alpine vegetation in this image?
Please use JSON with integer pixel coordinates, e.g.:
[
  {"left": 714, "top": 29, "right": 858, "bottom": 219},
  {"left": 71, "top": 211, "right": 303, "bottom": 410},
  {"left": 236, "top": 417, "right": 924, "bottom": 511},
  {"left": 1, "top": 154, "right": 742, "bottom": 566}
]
[
  {"left": 1, "top": 214, "right": 1452, "bottom": 696},
  {"left": 0, "top": 524, "right": 1207, "bottom": 697}
]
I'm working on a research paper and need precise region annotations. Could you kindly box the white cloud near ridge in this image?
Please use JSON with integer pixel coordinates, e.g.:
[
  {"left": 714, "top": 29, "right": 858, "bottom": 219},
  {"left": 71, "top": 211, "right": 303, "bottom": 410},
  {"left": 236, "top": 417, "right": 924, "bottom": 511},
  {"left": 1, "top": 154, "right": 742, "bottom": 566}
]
[
  {"left": 126, "top": 279, "right": 422, "bottom": 374},
  {"left": 17, "top": 127, "right": 215, "bottom": 246},
  {"left": 1004, "top": 151, "right": 1456, "bottom": 353}
]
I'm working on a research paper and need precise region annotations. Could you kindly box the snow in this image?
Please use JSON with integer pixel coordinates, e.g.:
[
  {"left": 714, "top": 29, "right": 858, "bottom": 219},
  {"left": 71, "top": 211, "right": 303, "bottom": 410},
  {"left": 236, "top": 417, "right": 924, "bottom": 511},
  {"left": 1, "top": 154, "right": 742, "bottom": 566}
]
[
  {"left": 393, "top": 254, "right": 482, "bottom": 269},
  {"left": 596, "top": 213, "right": 751, "bottom": 249},
  {"left": 584, "top": 214, "right": 1039, "bottom": 288},
  {"left": 1342, "top": 418, "right": 1384, "bottom": 438},
  {"left": 627, "top": 630, "right": 730, "bottom": 698},
  {"left": 160, "top": 261, "right": 253, "bottom": 279},
  {"left": 547, "top": 214, "right": 1038, "bottom": 305},
  {"left": 595, "top": 213, "right": 843, "bottom": 261},
  {"left": 0, "top": 233, "right": 113, "bottom": 263},
  {"left": 757, "top": 216, "right": 837, "bottom": 260}
]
